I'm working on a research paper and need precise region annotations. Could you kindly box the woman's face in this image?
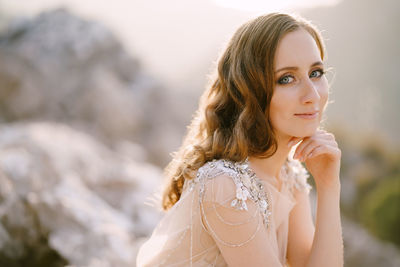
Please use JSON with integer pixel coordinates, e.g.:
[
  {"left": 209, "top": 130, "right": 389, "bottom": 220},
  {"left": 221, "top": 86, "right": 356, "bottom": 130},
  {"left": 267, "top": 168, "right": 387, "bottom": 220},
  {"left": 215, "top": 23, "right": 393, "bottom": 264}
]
[{"left": 269, "top": 28, "right": 328, "bottom": 141}]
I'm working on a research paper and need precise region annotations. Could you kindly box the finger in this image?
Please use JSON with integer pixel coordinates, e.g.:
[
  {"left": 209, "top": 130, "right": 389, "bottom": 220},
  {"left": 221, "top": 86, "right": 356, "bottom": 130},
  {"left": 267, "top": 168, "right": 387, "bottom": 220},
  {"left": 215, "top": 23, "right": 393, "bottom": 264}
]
[
  {"left": 302, "top": 144, "right": 324, "bottom": 161},
  {"left": 295, "top": 130, "right": 332, "bottom": 150},
  {"left": 294, "top": 138, "right": 331, "bottom": 160},
  {"left": 295, "top": 131, "right": 338, "bottom": 154},
  {"left": 298, "top": 141, "right": 324, "bottom": 161},
  {"left": 295, "top": 140, "right": 330, "bottom": 161},
  {"left": 305, "top": 144, "right": 341, "bottom": 161},
  {"left": 287, "top": 136, "right": 303, "bottom": 148},
  {"left": 319, "top": 132, "right": 336, "bottom": 141}
]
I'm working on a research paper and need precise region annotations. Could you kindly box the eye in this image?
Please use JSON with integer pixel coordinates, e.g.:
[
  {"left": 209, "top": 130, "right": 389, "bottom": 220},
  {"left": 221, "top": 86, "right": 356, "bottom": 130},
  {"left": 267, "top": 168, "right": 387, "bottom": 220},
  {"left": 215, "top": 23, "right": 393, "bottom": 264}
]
[
  {"left": 310, "top": 68, "right": 325, "bottom": 78},
  {"left": 277, "top": 75, "right": 294, "bottom": 85}
]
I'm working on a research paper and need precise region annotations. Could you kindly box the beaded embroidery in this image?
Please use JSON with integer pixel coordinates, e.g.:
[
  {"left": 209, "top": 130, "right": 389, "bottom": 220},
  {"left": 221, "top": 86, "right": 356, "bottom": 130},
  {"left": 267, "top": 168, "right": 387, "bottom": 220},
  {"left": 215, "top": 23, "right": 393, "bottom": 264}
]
[
  {"left": 183, "top": 157, "right": 311, "bottom": 250},
  {"left": 193, "top": 157, "right": 272, "bottom": 229},
  {"left": 146, "top": 158, "right": 311, "bottom": 265}
]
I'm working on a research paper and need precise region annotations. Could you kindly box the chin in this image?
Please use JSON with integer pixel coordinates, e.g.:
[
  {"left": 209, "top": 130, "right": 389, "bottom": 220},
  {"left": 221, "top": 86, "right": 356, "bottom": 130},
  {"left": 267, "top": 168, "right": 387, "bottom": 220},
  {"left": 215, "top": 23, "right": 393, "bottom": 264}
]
[{"left": 291, "top": 126, "right": 319, "bottom": 138}]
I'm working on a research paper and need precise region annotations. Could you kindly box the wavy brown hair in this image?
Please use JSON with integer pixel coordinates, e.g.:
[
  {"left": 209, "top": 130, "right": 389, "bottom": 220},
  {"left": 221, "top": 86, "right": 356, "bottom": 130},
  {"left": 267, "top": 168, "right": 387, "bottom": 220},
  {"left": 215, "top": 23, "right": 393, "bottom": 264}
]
[{"left": 162, "top": 13, "right": 325, "bottom": 210}]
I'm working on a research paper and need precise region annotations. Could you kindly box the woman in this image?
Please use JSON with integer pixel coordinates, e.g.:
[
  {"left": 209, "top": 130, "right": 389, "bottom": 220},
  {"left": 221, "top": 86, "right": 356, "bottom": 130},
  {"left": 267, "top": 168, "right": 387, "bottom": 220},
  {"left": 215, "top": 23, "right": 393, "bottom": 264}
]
[{"left": 137, "top": 12, "right": 343, "bottom": 267}]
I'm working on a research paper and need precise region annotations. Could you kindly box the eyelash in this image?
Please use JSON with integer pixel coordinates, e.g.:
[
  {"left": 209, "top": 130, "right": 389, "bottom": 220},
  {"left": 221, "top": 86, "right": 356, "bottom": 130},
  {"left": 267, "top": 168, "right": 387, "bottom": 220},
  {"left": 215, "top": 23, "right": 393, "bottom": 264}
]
[{"left": 277, "top": 68, "right": 326, "bottom": 85}]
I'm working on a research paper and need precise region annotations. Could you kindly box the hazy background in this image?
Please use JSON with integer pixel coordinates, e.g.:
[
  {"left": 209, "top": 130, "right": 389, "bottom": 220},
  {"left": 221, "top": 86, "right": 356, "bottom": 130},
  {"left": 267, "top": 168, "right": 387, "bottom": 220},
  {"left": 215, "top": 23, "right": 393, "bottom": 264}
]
[
  {"left": 0, "top": 0, "right": 399, "bottom": 266},
  {"left": 2, "top": 0, "right": 399, "bottom": 147}
]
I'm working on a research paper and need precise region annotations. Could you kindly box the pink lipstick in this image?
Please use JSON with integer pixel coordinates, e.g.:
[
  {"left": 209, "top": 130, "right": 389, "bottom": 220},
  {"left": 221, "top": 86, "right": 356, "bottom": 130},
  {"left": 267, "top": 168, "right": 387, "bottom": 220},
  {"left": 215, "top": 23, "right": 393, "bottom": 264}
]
[{"left": 294, "top": 111, "right": 319, "bottom": 119}]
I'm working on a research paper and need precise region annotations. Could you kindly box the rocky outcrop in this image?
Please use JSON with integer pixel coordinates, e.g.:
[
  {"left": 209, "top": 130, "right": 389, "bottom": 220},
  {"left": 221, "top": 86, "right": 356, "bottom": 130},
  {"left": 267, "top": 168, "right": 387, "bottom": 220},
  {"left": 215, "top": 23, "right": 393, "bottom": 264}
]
[
  {"left": 0, "top": 122, "right": 163, "bottom": 266},
  {"left": 0, "top": 8, "right": 183, "bottom": 165}
]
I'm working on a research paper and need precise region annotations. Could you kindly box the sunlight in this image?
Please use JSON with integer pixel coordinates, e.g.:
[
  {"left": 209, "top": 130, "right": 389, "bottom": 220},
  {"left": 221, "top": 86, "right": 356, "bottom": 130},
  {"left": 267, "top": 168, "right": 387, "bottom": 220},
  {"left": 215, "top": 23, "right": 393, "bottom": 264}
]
[{"left": 213, "top": 0, "right": 343, "bottom": 13}]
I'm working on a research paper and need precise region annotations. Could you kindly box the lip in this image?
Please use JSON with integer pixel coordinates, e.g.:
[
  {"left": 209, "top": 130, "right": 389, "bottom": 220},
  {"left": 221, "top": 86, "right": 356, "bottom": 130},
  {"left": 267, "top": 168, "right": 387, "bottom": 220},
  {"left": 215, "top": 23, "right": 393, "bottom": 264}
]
[{"left": 294, "top": 111, "right": 319, "bottom": 119}]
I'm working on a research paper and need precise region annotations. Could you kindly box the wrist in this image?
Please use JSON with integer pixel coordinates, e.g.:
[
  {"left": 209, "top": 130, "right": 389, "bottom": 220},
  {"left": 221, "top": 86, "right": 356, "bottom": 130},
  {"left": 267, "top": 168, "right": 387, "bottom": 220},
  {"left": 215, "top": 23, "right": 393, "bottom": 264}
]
[
  {"left": 315, "top": 178, "right": 341, "bottom": 194},
  {"left": 316, "top": 183, "right": 341, "bottom": 206}
]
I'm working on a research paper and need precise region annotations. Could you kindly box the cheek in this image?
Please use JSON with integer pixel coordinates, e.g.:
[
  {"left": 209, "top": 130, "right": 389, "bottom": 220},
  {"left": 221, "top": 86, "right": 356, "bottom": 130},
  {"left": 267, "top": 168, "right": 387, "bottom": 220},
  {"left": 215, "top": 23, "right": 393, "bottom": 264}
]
[
  {"left": 269, "top": 92, "right": 294, "bottom": 124},
  {"left": 318, "top": 79, "right": 329, "bottom": 107}
]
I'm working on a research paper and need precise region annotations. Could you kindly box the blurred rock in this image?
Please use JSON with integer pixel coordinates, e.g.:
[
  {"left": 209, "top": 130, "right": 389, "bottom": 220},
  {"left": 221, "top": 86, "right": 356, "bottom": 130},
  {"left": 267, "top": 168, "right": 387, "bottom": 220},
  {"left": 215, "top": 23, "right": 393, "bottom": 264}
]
[
  {"left": 0, "top": 122, "right": 163, "bottom": 266},
  {"left": 342, "top": 216, "right": 400, "bottom": 267},
  {"left": 0, "top": 8, "right": 184, "bottom": 166}
]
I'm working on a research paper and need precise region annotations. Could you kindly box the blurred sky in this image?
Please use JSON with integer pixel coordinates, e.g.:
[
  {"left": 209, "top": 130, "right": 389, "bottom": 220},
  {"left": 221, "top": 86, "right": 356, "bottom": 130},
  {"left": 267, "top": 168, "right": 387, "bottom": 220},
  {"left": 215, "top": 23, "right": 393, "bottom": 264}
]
[
  {"left": 214, "top": 0, "right": 341, "bottom": 12},
  {"left": 1, "top": 0, "right": 399, "bottom": 147},
  {"left": 1, "top": 0, "right": 342, "bottom": 87}
]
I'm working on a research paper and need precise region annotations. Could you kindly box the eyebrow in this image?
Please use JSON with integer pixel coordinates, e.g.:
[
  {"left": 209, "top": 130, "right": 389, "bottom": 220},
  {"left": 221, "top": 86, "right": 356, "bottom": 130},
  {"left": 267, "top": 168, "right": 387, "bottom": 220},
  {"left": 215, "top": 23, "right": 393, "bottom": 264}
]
[{"left": 274, "top": 61, "right": 324, "bottom": 73}]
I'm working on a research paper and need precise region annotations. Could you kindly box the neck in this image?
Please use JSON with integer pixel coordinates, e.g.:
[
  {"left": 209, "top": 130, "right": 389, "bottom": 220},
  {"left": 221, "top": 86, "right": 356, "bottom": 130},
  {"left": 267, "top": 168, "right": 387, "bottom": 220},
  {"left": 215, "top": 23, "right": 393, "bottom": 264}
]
[{"left": 248, "top": 134, "right": 294, "bottom": 181}]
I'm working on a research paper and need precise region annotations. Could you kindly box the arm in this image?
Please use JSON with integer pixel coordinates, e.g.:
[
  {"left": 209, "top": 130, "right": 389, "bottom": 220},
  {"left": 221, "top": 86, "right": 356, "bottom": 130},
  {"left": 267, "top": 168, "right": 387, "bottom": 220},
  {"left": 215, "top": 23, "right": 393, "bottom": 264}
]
[
  {"left": 289, "top": 129, "right": 344, "bottom": 267},
  {"left": 200, "top": 175, "right": 283, "bottom": 267},
  {"left": 286, "top": 189, "right": 315, "bottom": 267},
  {"left": 305, "top": 183, "right": 343, "bottom": 267},
  {"left": 287, "top": 182, "right": 343, "bottom": 267}
]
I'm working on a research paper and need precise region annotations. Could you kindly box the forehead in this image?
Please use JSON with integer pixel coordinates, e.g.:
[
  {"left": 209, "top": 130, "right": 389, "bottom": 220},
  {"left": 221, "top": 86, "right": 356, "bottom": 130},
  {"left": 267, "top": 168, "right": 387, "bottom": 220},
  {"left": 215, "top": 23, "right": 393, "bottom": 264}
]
[{"left": 274, "top": 29, "right": 322, "bottom": 69}]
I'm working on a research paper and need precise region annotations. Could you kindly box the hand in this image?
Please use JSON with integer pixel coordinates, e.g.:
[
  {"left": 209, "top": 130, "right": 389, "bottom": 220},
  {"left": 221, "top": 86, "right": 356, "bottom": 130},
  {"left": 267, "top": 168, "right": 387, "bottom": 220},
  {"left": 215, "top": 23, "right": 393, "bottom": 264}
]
[{"left": 288, "top": 129, "right": 341, "bottom": 190}]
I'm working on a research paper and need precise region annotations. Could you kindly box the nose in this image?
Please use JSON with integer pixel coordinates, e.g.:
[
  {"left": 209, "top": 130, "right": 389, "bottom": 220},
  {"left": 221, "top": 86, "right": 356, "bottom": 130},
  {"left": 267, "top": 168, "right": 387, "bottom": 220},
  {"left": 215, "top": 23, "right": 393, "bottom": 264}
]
[{"left": 301, "top": 78, "right": 320, "bottom": 104}]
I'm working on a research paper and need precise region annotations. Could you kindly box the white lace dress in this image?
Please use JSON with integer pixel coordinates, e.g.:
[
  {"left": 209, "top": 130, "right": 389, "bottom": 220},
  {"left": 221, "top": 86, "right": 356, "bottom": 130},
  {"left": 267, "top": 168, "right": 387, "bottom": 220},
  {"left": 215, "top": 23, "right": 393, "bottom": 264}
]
[{"left": 136, "top": 157, "right": 312, "bottom": 267}]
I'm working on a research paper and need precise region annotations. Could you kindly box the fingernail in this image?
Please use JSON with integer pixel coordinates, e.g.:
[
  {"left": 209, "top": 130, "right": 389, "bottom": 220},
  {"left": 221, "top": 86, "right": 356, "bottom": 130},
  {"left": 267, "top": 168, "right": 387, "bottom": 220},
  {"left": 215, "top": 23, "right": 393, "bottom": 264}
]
[{"left": 287, "top": 141, "right": 294, "bottom": 148}]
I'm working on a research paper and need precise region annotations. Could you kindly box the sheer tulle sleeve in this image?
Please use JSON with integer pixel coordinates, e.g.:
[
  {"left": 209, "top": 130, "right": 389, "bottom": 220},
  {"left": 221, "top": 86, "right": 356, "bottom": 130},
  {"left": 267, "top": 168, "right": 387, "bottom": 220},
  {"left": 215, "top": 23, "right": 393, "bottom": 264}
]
[
  {"left": 285, "top": 159, "right": 312, "bottom": 195},
  {"left": 199, "top": 174, "right": 284, "bottom": 267}
]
